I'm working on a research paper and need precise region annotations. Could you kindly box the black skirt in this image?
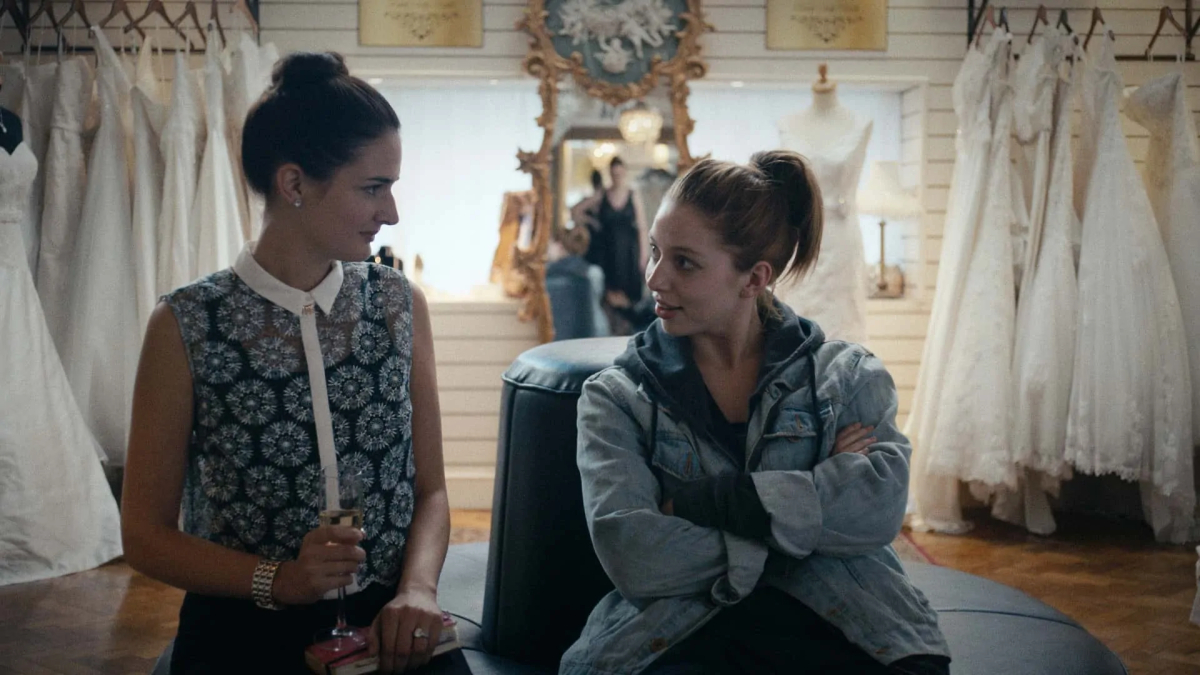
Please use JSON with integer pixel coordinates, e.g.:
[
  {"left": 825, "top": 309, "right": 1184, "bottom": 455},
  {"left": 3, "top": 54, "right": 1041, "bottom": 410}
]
[{"left": 170, "top": 583, "right": 470, "bottom": 674}]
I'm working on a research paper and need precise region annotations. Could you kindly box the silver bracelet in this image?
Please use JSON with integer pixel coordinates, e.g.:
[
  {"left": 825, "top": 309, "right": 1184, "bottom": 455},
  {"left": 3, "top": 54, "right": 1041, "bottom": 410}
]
[{"left": 252, "top": 559, "right": 284, "bottom": 611}]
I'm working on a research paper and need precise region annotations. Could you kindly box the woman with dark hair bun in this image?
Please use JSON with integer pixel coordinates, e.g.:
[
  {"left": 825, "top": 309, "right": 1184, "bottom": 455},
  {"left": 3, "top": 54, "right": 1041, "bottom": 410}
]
[
  {"left": 121, "top": 52, "right": 463, "bottom": 674},
  {"left": 564, "top": 151, "right": 951, "bottom": 674}
]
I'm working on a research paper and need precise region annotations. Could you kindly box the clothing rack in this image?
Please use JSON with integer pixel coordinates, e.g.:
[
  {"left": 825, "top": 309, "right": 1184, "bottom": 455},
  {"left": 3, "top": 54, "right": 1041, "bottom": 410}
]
[
  {"left": 6, "top": 0, "right": 259, "bottom": 54},
  {"left": 966, "top": 0, "right": 1198, "bottom": 61}
]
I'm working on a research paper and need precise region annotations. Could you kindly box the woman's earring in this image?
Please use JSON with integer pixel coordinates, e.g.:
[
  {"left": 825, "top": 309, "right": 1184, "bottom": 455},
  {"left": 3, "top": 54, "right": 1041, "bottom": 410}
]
[{"left": 293, "top": 199, "right": 302, "bottom": 208}]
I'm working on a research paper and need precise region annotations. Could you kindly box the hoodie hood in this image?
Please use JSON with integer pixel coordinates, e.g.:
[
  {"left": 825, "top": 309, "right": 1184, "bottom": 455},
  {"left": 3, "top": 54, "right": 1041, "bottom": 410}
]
[{"left": 614, "top": 299, "right": 825, "bottom": 434}]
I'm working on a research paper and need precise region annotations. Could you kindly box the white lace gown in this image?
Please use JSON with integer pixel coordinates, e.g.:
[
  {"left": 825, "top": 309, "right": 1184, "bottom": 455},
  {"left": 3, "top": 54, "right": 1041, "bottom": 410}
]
[
  {"left": 17, "top": 61, "right": 57, "bottom": 276},
  {"left": 191, "top": 36, "right": 244, "bottom": 279},
  {"left": 907, "top": 31, "right": 1011, "bottom": 534},
  {"left": 1066, "top": 38, "right": 1194, "bottom": 544},
  {"left": 0, "top": 141, "right": 123, "bottom": 587},
  {"left": 995, "top": 32, "right": 1081, "bottom": 535},
  {"left": 157, "top": 51, "right": 205, "bottom": 295},
  {"left": 775, "top": 113, "right": 872, "bottom": 344},
  {"left": 131, "top": 40, "right": 167, "bottom": 332},
  {"left": 60, "top": 30, "right": 141, "bottom": 466},
  {"left": 1126, "top": 71, "right": 1200, "bottom": 448},
  {"left": 36, "top": 57, "right": 94, "bottom": 357},
  {"left": 923, "top": 40, "right": 1018, "bottom": 495}
]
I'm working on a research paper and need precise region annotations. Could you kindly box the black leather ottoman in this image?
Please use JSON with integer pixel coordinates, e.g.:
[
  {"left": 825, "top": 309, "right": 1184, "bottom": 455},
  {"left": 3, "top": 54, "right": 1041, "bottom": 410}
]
[{"left": 478, "top": 337, "right": 1127, "bottom": 674}]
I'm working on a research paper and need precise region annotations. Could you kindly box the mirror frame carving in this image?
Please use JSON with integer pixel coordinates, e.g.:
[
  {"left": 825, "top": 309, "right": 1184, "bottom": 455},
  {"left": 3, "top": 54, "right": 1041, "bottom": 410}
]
[{"left": 509, "top": 0, "right": 713, "bottom": 342}]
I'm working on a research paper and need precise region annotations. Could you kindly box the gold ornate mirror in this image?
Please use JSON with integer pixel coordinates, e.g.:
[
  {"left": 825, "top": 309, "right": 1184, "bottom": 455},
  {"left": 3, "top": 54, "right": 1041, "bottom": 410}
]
[{"left": 500, "top": 0, "right": 712, "bottom": 342}]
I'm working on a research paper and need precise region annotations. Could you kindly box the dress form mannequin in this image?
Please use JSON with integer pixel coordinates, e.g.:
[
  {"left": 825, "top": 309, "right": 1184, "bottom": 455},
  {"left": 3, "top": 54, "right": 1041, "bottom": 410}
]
[{"left": 775, "top": 64, "right": 873, "bottom": 344}]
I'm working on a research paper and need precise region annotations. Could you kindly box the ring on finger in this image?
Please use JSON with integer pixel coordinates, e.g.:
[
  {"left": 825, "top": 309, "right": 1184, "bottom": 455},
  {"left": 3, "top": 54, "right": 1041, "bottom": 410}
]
[{"left": 413, "top": 627, "right": 429, "bottom": 639}]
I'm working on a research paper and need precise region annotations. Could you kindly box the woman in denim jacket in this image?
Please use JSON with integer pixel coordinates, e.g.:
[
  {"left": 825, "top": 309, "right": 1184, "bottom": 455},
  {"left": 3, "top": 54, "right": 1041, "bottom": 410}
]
[{"left": 562, "top": 152, "right": 950, "bottom": 675}]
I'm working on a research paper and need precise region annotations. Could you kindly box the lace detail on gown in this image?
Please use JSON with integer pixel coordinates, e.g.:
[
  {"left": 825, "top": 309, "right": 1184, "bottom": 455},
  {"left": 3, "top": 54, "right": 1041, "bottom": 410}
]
[{"left": 1066, "top": 38, "right": 1194, "bottom": 543}]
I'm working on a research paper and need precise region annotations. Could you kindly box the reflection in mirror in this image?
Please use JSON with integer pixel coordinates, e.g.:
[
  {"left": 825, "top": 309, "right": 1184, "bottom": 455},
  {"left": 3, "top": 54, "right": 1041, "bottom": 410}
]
[{"left": 543, "top": 89, "right": 680, "bottom": 340}]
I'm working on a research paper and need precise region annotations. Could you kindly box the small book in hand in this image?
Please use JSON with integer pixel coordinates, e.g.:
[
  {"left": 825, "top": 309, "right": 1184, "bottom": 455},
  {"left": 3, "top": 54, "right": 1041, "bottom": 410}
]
[{"left": 305, "top": 612, "right": 461, "bottom": 675}]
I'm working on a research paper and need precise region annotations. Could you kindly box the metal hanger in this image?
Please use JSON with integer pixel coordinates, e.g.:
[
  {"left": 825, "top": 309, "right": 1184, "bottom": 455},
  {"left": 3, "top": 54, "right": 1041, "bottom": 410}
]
[
  {"left": 126, "top": 0, "right": 189, "bottom": 44},
  {"left": 98, "top": 0, "right": 144, "bottom": 40},
  {"left": 27, "top": 0, "right": 60, "bottom": 32},
  {"left": 231, "top": 0, "right": 259, "bottom": 40},
  {"left": 57, "top": 0, "right": 90, "bottom": 32},
  {"left": 208, "top": 0, "right": 226, "bottom": 47},
  {"left": 1084, "top": 8, "right": 1106, "bottom": 49},
  {"left": 1027, "top": 4, "right": 1049, "bottom": 44},
  {"left": 1146, "top": 6, "right": 1186, "bottom": 58},
  {"left": 1056, "top": 8, "right": 1072, "bottom": 34},
  {"left": 973, "top": 2, "right": 996, "bottom": 47},
  {"left": 170, "top": 0, "right": 207, "bottom": 49},
  {"left": 0, "top": 0, "right": 29, "bottom": 46}
]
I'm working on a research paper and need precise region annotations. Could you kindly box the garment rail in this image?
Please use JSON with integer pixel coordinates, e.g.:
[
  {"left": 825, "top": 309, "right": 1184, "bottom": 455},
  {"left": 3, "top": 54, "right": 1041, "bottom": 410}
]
[{"left": 967, "top": 0, "right": 1198, "bottom": 61}]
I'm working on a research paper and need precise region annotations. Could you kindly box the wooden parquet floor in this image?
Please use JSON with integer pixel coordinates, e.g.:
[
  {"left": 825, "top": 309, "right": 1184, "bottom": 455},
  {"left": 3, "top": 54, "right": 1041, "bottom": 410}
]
[
  {"left": 0, "top": 510, "right": 1196, "bottom": 674},
  {"left": 909, "top": 510, "right": 1200, "bottom": 675}
]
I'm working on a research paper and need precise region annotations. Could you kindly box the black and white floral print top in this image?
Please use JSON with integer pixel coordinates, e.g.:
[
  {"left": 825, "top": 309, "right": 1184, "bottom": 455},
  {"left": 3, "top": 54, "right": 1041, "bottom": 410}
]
[{"left": 164, "top": 244, "right": 416, "bottom": 591}]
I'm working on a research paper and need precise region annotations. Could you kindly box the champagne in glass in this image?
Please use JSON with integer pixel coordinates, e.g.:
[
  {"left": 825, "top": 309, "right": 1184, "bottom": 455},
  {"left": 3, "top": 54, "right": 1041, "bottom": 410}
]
[{"left": 314, "top": 466, "right": 367, "bottom": 653}]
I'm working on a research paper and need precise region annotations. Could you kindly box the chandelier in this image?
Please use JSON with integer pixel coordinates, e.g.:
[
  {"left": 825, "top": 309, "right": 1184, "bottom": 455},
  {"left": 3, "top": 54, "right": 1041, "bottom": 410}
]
[{"left": 618, "top": 101, "right": 664, "bottom": 145}]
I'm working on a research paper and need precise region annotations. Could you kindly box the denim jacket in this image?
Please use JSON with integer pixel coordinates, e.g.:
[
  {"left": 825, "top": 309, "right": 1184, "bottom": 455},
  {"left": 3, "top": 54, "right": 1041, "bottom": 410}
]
[{"left": 560, "top": 302, "right": 949, "bottom": 675}]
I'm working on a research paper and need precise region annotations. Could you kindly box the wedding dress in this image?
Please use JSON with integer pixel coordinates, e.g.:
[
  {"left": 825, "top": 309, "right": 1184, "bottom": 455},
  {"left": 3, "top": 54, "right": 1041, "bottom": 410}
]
[
  {"left": 0, "top": 140, "right": 123, "bottom": 587},
  {"left": 921, "top": 37, "right": 1018, "bottom": 497},
  {"left": 60, "top": 30, "right": 140, "bottom": 466},
  {"left": 225, "top": 32, "right": 261, "bottom": 240},
  {"left": 775, "top": 108, "right": 873, "bottom": 344},
  {"left": 130, "top": 39, "right": 167, "bottom": 331},
  {"left": 36, "top": 57, "right": 94, "bottom": 356},
  {"left": 996, "top": 32, "right": 1080, "bottom": 535},
  {"left": 1125, "top": 71, "right": 1200, "bottom": 445},
  {"left": 907, "top": 31, "right": 1010, "bottom": 534},
  {"left": 192, "top": 33, "right": 245, "bottom": 278},
  {"left": 157, "top": 51, "right": 205, "bottom": 294},
  {"left": 1066, "top": 36, "right": 1194, "bottom": 544},
  {"left": 17, "top": 61, "right": 57, "bottom": 275}
]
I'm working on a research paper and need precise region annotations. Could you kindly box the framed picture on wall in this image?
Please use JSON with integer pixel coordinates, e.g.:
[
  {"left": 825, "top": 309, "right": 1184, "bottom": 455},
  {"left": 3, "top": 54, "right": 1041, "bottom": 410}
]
[
  {"left": 359, "top": 0, "right": 484, "bottom": 47},
  {"left": 766, "top": 0, "right": 888, "bottom": 51}
]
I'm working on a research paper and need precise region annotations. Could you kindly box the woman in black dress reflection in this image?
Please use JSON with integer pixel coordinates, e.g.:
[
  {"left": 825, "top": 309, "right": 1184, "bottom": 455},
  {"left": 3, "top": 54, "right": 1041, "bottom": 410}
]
[{"left": 571, "top": 157, "right": 648, "bottom": 333}]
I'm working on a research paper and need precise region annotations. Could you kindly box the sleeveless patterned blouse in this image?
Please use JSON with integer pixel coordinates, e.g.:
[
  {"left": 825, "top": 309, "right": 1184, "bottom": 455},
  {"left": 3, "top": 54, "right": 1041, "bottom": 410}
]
[{"left": 164, "top": 247, "right": 416, "bottom": 590}]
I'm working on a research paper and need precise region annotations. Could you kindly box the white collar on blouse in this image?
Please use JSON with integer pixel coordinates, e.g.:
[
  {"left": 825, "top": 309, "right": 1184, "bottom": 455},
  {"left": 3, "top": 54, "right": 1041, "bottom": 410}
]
[{"left": 233, "top": 242, "right": 344, "bottom": 316}]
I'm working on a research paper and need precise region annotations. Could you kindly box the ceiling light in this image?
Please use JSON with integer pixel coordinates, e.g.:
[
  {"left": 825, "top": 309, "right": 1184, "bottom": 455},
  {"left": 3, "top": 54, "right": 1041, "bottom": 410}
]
[{"left": 618, "top": 101, "right": 664, "bottom": 145}]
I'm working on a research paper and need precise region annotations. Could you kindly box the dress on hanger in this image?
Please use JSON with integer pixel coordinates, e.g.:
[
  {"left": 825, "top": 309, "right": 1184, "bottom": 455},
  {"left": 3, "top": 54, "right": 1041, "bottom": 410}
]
[
  {"left": 0, "top": 62, "right": 24, "bottom": 111},
  {"left": 60, "top": 30, "right": 140, "bottom": 466},
  {"left": 775, "top": 109, "right": 872, "bottom": 344},
  {"left": 16, "top": 61, "right": 57, "bottom": 275},
  {"left": 1125, "top": 71, "right": 1200, "bottom": 450},
  {"left": 1011, "top": 35, "right": 1056, "bottom": 294},
  {"left": 0, "top": 140, "right": 123, "bottom": 587},
  {"left": 157, "top": 51, "right": 206, "bottom": 294},
  {"left": 192, "top": 34, "right": 245, "bottom": 278},
  {"left": 1066, "top": 37, "right": 1194, "bottom": 544},
  {"left": 131, "top": 38, "right": 167, "bottom": 332},
  {"left": 921, "top": 36, "right": 1018, "bottom": 500},
  {"left": 36, "top": 57, "right": 94, "bottom": 357},
  {"left": 225, "top": 32, "right": 262, "bottom": 240},
  {"left": 997, "top": 31, "right": 1081, "bottom": 535},
  {"left": 907, "top": 31, "right": 1010, "bottom": 534}
]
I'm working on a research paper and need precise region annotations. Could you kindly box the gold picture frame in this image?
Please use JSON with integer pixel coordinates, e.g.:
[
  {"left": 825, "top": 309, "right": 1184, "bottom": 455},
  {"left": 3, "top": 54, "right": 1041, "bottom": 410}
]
[
  {"left": 766, "top": 0, "right": 888, "bottom": 51},
  {"left": 507, "top": 0, "right": 713, "bottom": 342},
  {"left": 359, "top": 0, "right": 484, "bottom": 48}
]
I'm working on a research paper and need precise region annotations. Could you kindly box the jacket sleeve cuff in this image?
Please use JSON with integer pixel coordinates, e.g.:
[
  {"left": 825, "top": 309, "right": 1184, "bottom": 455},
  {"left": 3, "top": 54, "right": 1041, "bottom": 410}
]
[{"left": 750, "top": 471, "right": 822, "bottom": 559}]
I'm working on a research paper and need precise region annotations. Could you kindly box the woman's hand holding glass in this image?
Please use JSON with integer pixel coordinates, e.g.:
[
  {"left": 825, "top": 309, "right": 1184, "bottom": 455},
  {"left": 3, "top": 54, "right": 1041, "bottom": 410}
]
[{"left": 272, "top": 525, "right": 366, "bottom": 606}]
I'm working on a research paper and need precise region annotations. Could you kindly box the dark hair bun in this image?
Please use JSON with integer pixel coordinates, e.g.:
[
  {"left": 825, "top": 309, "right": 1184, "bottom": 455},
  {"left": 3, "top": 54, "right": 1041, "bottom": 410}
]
[{"left": 271, "top": 52, "right": 350, "bottom": 92}]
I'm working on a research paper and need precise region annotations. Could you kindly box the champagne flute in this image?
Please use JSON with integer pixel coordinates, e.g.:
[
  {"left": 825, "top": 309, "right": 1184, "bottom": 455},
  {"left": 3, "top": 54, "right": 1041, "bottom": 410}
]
[{"left": 314, "top": 465, "right": 367, "bottom": 653}]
